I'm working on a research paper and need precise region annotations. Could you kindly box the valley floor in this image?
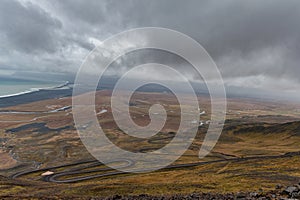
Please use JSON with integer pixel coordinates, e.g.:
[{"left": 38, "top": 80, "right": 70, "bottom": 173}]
[{"left": 1, "top": 90, "right": 300, "bottom": 199}]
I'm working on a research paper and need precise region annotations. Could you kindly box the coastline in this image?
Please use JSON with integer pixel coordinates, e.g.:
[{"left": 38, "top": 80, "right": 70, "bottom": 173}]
[{"left": 0, "top": 82, "right": 72, "bottom": 108}]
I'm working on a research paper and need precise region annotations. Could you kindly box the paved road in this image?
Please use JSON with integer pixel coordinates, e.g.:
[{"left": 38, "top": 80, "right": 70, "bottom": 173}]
[
  {"left": 11, "top": 151, "right": 300, "bottom": 183},
  {"left": 11, "top": 159, "right": 98, "bottom": 179}
]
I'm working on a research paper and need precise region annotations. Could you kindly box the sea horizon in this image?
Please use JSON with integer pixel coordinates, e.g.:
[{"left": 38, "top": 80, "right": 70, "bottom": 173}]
[{"left": 0, "top": 78, "right": 69, "bottom": 98}]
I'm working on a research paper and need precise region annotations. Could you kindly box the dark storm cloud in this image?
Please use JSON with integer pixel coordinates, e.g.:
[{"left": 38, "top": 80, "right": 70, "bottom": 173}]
[
  {"left": 0, "top": 0, "right": 62, "bottom": 54},
  {"left": 0, "top": 0, "right": 300, "bottom": 93},
  {"left": 95, "top": 0, "right": 300, "bottom": 82},
  {"left": 46, "top": 0, "right": 300, "bottom": 82},
  {"left": 51, "top": 0, "right": 106, "bottom": 25}
]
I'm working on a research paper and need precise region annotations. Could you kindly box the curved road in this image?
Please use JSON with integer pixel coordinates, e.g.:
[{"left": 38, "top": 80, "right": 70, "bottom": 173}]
[{"left": 11, "top": 151, "right": 300, "bottom": 183}]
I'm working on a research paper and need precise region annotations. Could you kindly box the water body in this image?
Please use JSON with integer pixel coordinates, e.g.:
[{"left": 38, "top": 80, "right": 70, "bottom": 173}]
[
  {"left": 0, "top": 76, "right": 210, "bottom": 108},
  {"left": 0, "top": 78, "right": 69, "bottom": 98},
  {"left": 0, "top": 78, "right": 72, "bottom": 108}
]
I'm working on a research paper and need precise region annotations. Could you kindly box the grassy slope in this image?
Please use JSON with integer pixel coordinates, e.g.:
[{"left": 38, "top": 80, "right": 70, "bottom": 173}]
[{"left": 1, "top": 92, "right": 300, "bottom": 198}]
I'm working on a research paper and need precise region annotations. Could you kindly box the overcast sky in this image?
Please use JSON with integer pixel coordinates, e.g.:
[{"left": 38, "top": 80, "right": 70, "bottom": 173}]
[{"left": 0, "top": 0, "right": 300, "bottom": 98}]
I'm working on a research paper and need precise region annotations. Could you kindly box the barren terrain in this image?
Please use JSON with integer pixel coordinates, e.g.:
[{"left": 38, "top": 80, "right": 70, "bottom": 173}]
[{"left": 1, "top": 90, "right": 300, "bottom": 199}]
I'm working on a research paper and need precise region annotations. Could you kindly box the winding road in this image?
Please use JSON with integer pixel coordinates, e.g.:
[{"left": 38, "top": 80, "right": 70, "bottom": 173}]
[{"left": 11, "top": 151, "right": 300, "bottom": 183}]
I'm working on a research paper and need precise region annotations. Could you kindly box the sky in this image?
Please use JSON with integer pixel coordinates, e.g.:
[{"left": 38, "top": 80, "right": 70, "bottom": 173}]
[{"left": 0, "top": 0, "right": 300, "bottom": 99}]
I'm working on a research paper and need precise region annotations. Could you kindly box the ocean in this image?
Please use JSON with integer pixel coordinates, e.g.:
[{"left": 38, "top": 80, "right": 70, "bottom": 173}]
[
  {"left": 0, "top": 78, "right": 72, "bottom": 108},
  {"left": 0, "top": 79, "right": 67, "bottom": 98}
]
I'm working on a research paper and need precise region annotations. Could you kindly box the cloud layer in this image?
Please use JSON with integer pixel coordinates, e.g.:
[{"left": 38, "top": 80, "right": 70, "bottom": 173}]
[{"left": 0, "top": 0, "right": 300, "bottom": 95}]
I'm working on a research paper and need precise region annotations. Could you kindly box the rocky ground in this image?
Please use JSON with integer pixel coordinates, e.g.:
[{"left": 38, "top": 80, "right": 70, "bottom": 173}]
[
  {"left": 2, "top": 183, "right": 300, "bottom": 200},
  {"left": 94, "top": 183, "right": 300, "bottom": 200},
  {"left": 100, "top": 183, "right": 300, "bottom": 200}
]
